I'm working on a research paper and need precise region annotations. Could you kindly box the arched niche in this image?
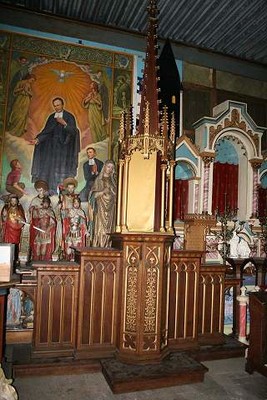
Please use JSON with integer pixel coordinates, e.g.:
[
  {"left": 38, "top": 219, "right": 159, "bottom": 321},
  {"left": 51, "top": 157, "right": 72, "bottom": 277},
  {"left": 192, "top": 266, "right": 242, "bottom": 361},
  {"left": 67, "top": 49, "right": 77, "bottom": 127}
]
[
  {"left": 211, "top": 129, "right": 253, "bottom": 219},
  {"left": 174, "top": 159, "right": 198, "bottom": 219}
]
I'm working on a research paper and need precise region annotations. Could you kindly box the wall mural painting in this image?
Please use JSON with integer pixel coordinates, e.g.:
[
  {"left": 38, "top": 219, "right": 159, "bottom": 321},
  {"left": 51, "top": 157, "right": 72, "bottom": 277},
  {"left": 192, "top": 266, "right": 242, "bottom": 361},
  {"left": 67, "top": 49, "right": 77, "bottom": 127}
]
[
  {"left": 0, "top": 34, "right": 11, "bottom": 181},
  {"left": 0, "top": 104, "right": 4, "bottom": 156},
  {"left": 111, "top": 119, "right": 120, "bottom": 165},
  {"left": 0, "top": 31, "right": 133, "bottom": 197},
  {"left": 113, "top": 69, "right": 132, "bottom": 117}
]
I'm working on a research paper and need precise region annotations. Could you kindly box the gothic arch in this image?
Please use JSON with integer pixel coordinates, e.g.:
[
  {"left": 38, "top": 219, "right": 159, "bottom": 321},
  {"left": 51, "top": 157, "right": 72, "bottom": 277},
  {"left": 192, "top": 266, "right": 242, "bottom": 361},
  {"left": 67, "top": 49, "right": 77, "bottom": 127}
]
[
  {"left": 174, "top": 159, "right": 198, "bottom": 219},
  {"left": 210, "top": 127, "right": 257, "bottom": 160},
  {"left": 211, "top": 129, "right": 253, "bottom": 219}
]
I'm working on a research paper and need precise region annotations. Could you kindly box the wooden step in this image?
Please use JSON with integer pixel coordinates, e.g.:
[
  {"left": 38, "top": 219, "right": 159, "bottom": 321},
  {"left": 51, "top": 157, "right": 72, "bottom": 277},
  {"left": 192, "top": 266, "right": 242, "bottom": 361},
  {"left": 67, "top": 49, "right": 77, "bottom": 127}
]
[
  {"left": 13, "top": 359, "right": 101, "bottom": 378},
  {"left": 101, "top": 352, "right": 208, "bottom": 394}
]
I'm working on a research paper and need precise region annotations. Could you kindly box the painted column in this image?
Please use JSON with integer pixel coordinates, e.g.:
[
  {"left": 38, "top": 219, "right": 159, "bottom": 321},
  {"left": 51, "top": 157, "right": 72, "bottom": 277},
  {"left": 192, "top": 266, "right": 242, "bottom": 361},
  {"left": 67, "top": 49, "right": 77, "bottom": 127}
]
[
  {"left": 249, "top": 160, "right": 262, "bottom": 218},
  {"left": 203, "top": 165, "right": 209, "bottom": 213},
  {"left": 116, "top": 158, "right": 124, "bottom": 232},
  {"left": 201, "top": 155, "right": 214, "bottom": 214},
  {"left": 160, "top": 162, "right": 167, "bottom": 232},
  {"left": 167, "top": 160, "right": 176, "bottom": 232},
  {"left": 121, "top": 155, "right": 130, "bottom": 232},
  {"left": 194, "top": 180, "right": 199, "bottom": 214}
]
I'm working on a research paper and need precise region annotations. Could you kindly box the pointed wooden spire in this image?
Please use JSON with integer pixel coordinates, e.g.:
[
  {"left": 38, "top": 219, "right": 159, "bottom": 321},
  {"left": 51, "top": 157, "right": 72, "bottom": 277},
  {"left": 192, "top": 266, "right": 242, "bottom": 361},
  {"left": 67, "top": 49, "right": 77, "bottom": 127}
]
[
  {"left": 138, "top": 0, "right": 160, "bottom": 137},
  {"left": 118, "top": 0, "right": 176, "bottom": 160}
]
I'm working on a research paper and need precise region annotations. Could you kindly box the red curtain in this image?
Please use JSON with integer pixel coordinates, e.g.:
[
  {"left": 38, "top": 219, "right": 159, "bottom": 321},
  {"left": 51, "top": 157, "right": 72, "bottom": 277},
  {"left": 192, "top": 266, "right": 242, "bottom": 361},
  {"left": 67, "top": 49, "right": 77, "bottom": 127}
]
[
  {"left": 174, "top": 179, "right": 189, "bottom": 221},
  {"left": 212, "top": 162, "right": 238, "bottom": 214},
  {"left": 258, "top": 187, "right": 267, "bottom": 218}
]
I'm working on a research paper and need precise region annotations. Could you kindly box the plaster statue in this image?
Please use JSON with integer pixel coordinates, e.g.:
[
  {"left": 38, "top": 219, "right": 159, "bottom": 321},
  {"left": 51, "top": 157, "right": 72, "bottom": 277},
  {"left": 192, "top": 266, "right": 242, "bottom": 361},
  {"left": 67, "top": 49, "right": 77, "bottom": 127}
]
[
  {"left": 0, "top": 364, "right": 18, "bottom": 400},
  {"left": 229, "top": 221, "right": 252, "bottom": 259}
]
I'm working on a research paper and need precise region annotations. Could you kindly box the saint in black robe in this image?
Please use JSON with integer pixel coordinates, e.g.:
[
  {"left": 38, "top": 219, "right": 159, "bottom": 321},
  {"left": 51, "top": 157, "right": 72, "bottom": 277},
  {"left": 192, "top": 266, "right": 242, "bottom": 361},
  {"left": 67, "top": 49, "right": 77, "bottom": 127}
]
[{"left": 31, "top": 110, "right": 80, "bottom": 193}]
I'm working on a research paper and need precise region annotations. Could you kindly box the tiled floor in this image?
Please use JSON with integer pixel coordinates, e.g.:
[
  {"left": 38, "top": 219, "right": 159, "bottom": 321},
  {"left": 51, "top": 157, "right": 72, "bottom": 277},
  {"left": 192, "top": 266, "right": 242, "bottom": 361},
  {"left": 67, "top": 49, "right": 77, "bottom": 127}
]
[{"left": 12, "top": 357, "right": 267, "bottom": 400}]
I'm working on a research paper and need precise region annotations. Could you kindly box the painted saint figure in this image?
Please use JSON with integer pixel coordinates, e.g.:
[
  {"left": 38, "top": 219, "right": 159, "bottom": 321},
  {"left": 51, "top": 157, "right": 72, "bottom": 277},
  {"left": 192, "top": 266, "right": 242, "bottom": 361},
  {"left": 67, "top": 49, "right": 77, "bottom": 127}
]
[
  {"left": 59, "top": 177, "right": 78, "bottom": 211},
  {"left": 5, "top": 159, "right": 27, "bottom": 199},
  {"left": 7, "top": 73, "right": 36, "bottom": 136},
  {"left": 28, "top": 180, "right": 49, "bottom": 262},
  {"left": 82, "top": 81, "right": 107, "bottom": 143},
  {"left": 1, "top": 194, "right": 26, "bottom": 267},
  {"left": 91, "top": 70, "right": 109, "bottom": 123},
  {"left": 88, "top": 160, "right": 116, "bottom": 248},
  {"left": 30, "top": 97, "right": 80, "bottom": 193},
  {"left": 63, "top": 196, "right": 87, "bottom": 261},
  {"left": 32, "top": 196, "right": 57, "bottom": 261},
  {"left": 58, "top": 177, "right": 78, "bottom": 259},
  {"left": 79, "top": 147, "right": 104, "bottom": 202}
]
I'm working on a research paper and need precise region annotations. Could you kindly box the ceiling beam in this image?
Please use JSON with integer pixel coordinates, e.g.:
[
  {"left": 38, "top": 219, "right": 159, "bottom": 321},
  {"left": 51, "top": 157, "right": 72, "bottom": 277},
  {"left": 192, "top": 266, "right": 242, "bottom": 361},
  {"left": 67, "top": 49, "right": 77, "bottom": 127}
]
[{"left": 0, "top": 5, "right": 267, "bottom": 82}]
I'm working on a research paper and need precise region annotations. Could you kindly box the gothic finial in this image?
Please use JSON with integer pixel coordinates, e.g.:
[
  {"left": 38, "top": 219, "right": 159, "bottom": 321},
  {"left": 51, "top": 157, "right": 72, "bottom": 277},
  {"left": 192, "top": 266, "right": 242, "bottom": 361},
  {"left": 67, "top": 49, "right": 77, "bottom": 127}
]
[
  {"left": 138, "top": 0, "right": 159, "bottom": 136},
  {"left": 170, "top": 112, "right": 176, "bottom": 143},
  {"left": 161, "top": 106, "right": 169, "bottom": 137},
  {"left": 119, "top": 111, "right": 125, "bottom": 142},
  {"left": 144, "top": 101, "right": 150, "bottom": 136}
]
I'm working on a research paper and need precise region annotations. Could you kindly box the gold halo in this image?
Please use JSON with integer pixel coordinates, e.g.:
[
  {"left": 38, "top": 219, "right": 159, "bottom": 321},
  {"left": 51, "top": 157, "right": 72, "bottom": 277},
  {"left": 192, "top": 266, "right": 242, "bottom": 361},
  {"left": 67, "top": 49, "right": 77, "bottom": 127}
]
[
  {"left": 34, "top": 180, "right": 49, "bottom": 191},
  {"left": 62, "top": 177, "right": 78, "bottom": 188}
]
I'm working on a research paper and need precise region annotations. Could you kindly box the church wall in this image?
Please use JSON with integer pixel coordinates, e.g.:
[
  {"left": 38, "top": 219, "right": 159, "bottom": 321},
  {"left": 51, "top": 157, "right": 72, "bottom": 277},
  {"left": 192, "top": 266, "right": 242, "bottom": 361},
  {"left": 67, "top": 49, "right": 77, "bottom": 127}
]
[
  {"left": 183, "top": 62, "right": 213, "bottom": 88},
  {"left": 182, "top": 62, "right": 267, "bottom": 152},
  {"left": 217, "top": 71, "right": 267, "bottom": 100}
]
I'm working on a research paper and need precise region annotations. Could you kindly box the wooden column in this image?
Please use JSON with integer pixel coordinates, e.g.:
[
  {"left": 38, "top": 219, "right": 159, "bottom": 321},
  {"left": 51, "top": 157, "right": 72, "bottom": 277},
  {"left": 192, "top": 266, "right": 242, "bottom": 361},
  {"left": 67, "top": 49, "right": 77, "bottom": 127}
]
[{"left": 112, "top": 232, "right": 173, "bottom": 364}]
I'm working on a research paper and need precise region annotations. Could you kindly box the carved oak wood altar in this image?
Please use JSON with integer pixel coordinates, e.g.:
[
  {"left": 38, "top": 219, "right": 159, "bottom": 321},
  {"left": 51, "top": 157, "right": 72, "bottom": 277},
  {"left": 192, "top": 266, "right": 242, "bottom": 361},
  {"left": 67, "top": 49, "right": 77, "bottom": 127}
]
[{"left": 18, "top": 245, "right": 227, "bottom": 364}]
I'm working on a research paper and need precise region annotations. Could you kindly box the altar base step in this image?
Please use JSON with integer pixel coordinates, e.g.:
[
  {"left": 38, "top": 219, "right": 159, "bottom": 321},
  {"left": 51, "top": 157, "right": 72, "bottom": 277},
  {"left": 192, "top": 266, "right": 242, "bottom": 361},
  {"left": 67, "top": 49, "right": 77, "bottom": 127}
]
[
  {"left": 190, "top": 335, "right": 247, "bottom": 362},
  {"left": 3, "top": 336, "right": 246, "bottom": 384},
  {"left": 12, "top": 359, "right": 101, "bottom": 378},
  {"left": 101, "top": 352, "right": 208, "bottom": 394}
]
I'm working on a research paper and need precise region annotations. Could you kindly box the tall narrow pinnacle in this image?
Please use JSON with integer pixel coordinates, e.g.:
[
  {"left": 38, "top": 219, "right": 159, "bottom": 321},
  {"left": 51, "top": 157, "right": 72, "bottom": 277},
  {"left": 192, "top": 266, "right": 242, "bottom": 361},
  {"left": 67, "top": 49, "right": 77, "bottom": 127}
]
[{"left": 138, "top": 0, "right": 160, "bottom": 136}]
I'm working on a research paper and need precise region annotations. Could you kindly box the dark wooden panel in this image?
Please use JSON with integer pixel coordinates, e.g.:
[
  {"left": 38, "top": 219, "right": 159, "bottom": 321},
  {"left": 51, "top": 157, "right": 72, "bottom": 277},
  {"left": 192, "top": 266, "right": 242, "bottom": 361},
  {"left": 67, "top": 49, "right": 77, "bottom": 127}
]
[
  {"left": 168, "top": 251, "right": 201, "bottom": 349},
  {"left": 33, "top": 262, "right": 79, "bottom": 357},
  {"left": 0, "top": 294, "right": 5, "bottom": 360},
  {"left": 76, "top": 248, "right": 121, "bottom": 358},
  {"left": 246, "top": 291, "right": 267, "bottom": 377},
  {"left": 39, "top": 277, "right": 50, "bottom": 344},
  {"left": 198, "top": 265, "right": 225, "bottom": 344}
]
